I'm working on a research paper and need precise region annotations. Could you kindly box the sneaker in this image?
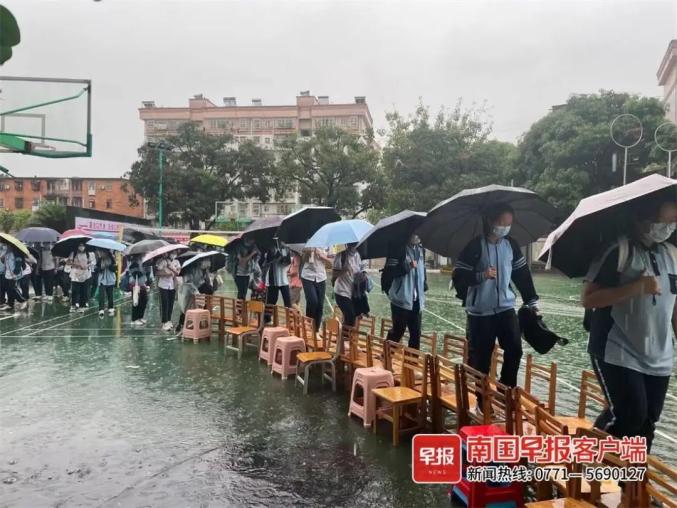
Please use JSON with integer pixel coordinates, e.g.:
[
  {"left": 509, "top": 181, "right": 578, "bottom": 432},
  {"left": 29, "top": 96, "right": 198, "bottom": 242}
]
[
  {"left": 0, "top": 304, "right": 10, "bottom": 311},
  {"left": 62, "top": 296, "right": 70, "bottom": 303},
  {"left": 19, "top": 301, "right": 28, "bottom": 311},
  {"left": 33, "top": 295, "right": 42, "bottom": 301},
  {"left": 77, "top": 307, "right": 86, "bottom": 313},
  {"left": 70, "top": 306, "right": 77, "bottom": 313},
  {"left": 108, "top": 308, "right": 115, "bottom": 317},
  {"left": 45, "top": 296, "right": 54, "bottom": 303},
  {"left": 140, "top": 319, "right": 147, "bottom": 325},
  {"left": 162, "top": 322, "right": 173, "bottom": 331},
  {"left": 99, "top": 310, "right": 105, "bottom": 318}
]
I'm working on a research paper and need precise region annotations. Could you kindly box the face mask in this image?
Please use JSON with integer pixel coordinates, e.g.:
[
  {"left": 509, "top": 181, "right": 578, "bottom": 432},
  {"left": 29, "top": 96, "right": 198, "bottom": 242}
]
[
  {"left": 200, "top": 260, "right": 210, "bottom": 269},
  {"left": 646, "top": 222, "right": 676, "bottom": 244},
  {"left": 409, "top": 235, "right": 421, "bottom": 246},
  {"left": 492, "top": 225, "right": 511, "bottom": 238},
  {"left": 78, "top": 246, "right": 86, "bottom": 253},
  {"left": 170, "top": 253, "right": 177, "bottom": 260}
]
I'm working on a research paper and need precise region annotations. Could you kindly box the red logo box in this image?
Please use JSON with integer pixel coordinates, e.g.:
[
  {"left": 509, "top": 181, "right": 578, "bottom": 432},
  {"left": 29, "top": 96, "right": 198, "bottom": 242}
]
[{"left": 412, "top": 434, "right": 462, "bottom": 484}]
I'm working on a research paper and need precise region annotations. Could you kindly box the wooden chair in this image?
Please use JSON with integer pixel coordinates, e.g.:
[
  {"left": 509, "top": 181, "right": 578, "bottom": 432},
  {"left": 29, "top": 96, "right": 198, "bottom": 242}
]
[
  {"left": 339, "top": 325, "right": 360, "bottom": 390},
  {"left": 367, "top": 334, "right": 386, "bottom": 369},
  {"left": 356, "top": 315, "right": 376, "bottom": 337},
  {"left": 555, "top": 370, "right": 606, "bottom": 435},
  {"left": 373, "top": 346, "right": 429, "bottom": 446},
  {"left": 489, "top": 343, "right": 503, "bottom": 381},
  {"left": 419, "top": 331, "right": 437, "bottom": 354},
  {"left": 571, "top": 427, "right": 634, "bottom": 508},
  {"left": 431, "top": 355, "right": 463, "bottom": 432},
  {"left": 379, "top": 317, "right": 393, "bottom": 338},
  {"left": 299, "top": 315, "right": 321, "bottom": 352},
  {"left": 441, "top": 333, "right": 468, "bottom": 363},
  {"left": 384, "top": 339, "right": 405, "bottom": 386},
  {"left": 224, "top": 299, "right": 265, "bottom": 358},
  {"left": 514, "top": 386, "right": 543, "bottom": 436},
  {"left": 524, "top": 354, "right": 558, "bottom": 413},
  {"left": 295, "top": 317, "right": 342, "bottom": 394},
  {"left": 534, "top": 405, "right": 573, "bottom": 501},
  {"left": 458, "top": 363, "right": 515, "bottom": 433},
  {"left": 641, "top": 455, "right": 677, "bottom": 508}
]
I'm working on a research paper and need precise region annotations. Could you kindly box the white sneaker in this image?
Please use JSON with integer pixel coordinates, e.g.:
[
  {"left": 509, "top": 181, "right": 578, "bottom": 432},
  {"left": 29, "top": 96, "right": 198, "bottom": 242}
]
[
  {"left": 33, "top": 295, "right": 42, "bottom": 301},
  {"left": 45, "top": 296, "right": 53, "bottom": 303},
  {"left": 0, "top": 304, "right": 10, "bottom": 311},
  {"left": 98, "top": 310, "right": 105, "bottom": 318},
  {"left": 162, "top": 322, "right": 173, "bottom": 331},
  {"left": 108, "top": 308, "right": 115, "bottom": 317},
  {"left": 78, "top": 307, "right": 86, "bottom": 313},
  {"left": 19, "top": 302, "right": 28, "bottom": 311},
  {"left": 140, "top": 319, "right": 147, "bottom": 325},
  {"left": 70, "top": 306, "right": 77, "bottom": 313}
]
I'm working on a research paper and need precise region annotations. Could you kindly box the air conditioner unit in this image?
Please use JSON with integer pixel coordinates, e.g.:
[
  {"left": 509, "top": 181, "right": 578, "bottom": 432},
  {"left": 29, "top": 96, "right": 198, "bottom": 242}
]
[{"left": 100, "top": 185, "right": 106, "bottom": 190}]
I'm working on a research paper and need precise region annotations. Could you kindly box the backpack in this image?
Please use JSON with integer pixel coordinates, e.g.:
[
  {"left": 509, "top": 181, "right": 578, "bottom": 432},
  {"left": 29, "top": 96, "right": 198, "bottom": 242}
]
[{"left": 119, "top": 271, "right": 131, "bottom": 292}]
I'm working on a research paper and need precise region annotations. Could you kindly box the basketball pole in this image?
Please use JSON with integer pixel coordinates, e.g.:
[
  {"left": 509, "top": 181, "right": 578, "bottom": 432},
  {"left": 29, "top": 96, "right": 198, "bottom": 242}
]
[{"left": 158, "top": 149, "right": 164, "bottom": 234}]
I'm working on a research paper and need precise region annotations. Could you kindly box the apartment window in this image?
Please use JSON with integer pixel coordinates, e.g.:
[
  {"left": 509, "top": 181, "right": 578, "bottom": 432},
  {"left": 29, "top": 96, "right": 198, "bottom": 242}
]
[
  {"left": 340, "top": 117, "right": 349, "bottom": 127},
  {"left": 14, "top": 197, "right": 23, "bottom": 209},
  {"left": 14, "top": 180, "right": 23, "bottom": 191},
  {"left": 350, "top": 116, "right": 358, "bottom": 128},
  {"left": 279, "top": 203, "right": 292, "bottom": 215},
  {"left": 252, "top": 203, "right": 261, "bottom": 217},
  {"left": 264, "top": 120, "right": 272, "bottom": 129},
  {"left": 106, "top": 198, "right": 113, "bottom": 209},
  {"left": 89, "top": 199, "right": 96, "bottom": 209},
  {"left": 30, "top": 180, "right": 41, "bottom": 192},
  {"left": 71, "top": 179, "right": 82, "bottom": 191},
  {"left": 276, "top": 119, "right": 294, "bottom": 129},
  {"left": 104, "top": 183, "right": 113, "bottom": 191},
  {"left": 239, "top": 119, "right": 250, "bottom": 129},
  {"left": 47, "top": 180, "right": 57, "bottom": 192},
  {"left": 315, "top": 117, "right": 334, "bottom": 128},
  {"left": 253, "top": 119, "right": 261, "bottom": 129},
  {"left": 300, "top": 129, "right": 311, "bottom": 137},
  {"left": 88, "top": 182, "right": 96, "bottom": 195},
  {"left": 209, "top": 119, "right": 228, "bottom": 130},
  {"left": 0, "top": 198, "right": 4, "bottom": 208},
  {"left": 72, "top": 196, "right": 83, "bottom": 207},
  {"left": 237, "top": 203, "right": 247, "bottom": 217},
  {"left": 32, "top": 198, "right": 40, "bottom": 209}
]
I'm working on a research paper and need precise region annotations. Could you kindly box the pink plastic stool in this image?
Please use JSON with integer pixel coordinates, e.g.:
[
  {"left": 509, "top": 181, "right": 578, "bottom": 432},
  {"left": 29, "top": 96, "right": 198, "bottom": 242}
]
[
  {"left": 349, "top": 367, "right": 394, "bottom": 427},
  {"left": 183, "top": 309, "right": 211, "bottom": 342},
  {"left": 271, "top": 336, "right": 306, "bottom": 378},
  {"left": 259, "top": 326, "right": 290, "bottom": 365}
]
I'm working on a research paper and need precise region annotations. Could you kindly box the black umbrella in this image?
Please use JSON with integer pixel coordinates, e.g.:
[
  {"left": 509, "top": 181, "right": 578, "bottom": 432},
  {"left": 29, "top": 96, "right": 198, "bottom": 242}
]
[
  {"left": 418, "top": 184, "right": 559, "bottom": 259},
  {"left": 124, "top": 239, "right": 168, "bottom": 257},
  {"left": 180, "top": 251, "right": 226, "bottom": 275},
  {"left": 358, "top": 210, "right": 427, "bottom": 259},
  {"left": 242, "top": 215, "right": 283, "bottom": 249},
  {"left": 539, "top": 174, "right": 677, "bottom": 278},
  {"left": 16, "top": 227, "right": 60, "bottom": 244},
  {"left": 277, "top": 206, "right": 341, "bottom": 244},
  {"left": 52, "top": 235, "right": 94, "bottom": 258}
]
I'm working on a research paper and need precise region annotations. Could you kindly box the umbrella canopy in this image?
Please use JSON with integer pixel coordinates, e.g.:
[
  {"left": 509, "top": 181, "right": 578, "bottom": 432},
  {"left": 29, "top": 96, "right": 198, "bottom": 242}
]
[
  {"left": 87, "top": 238, "right": 127, "bottom": 252},
  {"left": 305, "top": 219, "right": 373, "bottom": 249},
  {"left": 142, "top": 243, "right": 189, "bottom": 265},
  {"left": 61, "top": 228, "right": 89, "bottom": 238},
  {"left": 189, "top": 234, "right": 228, "bottom": 248},
  {"left": 418, "top": 184, "right": 559, "bottom": 259},
  {"left": 0, "top": 232, "right": 30, "bottom": 257},
  {"left": 52, "top": 235, "right": 93, "bottom": 258},
  {"left": 91, "top": 231, "right": 118, "bottom": 240},
  {"left": 224, "top": 233, "right": 244, "bottom": 254},
  {"left": 180, "top": 251, "right": 226, "bottom": 275},
  {"left": 124, "top": 239, "right": 168, "bottom": 257},
  {"left": 242, "top": 216, "right": 283, "bottom": 248},
  {"left": 358, "top": 210, "right": 427, "bottom": 259},
  {"left": 16, "top": 227, "right": 60, "bottom": 244},
  {"left": 277, "top": 206, "right": 341, "bottom": 244},
  {"left": 539, "top": 174, "right": 677, "bottom": 278}
]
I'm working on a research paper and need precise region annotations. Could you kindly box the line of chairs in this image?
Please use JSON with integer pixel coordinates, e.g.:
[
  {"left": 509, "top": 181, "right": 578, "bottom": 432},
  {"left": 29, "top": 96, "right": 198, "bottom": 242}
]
[{"left": 192, "top": 295, "right": 675, "bottom": 507}]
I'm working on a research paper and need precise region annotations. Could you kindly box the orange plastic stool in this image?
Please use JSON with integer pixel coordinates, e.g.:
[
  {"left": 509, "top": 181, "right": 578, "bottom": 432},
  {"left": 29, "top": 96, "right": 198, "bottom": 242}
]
[
  {"left": 259, "top": 326, "right": 290, "bottom": 365},
  {"left": 183, "top": 309, "right": 211, "bottom": 342},
  {"left": 271, "top": 336, "right": 306, "bottom": 378},
  {"left": 349, "top": 367, "right": 394, "bottom": 427}
]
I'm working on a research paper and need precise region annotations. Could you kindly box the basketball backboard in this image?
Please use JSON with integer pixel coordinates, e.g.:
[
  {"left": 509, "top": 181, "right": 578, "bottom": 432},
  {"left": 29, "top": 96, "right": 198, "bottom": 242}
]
[{"left": 0, "top": 76, "right": 91, "bottom": 158}]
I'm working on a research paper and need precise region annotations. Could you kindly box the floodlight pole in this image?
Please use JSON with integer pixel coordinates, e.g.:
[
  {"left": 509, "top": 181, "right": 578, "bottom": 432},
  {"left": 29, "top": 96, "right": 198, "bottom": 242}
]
[{"left": 148, "top": 140, "right": 173, "bottom": 234}]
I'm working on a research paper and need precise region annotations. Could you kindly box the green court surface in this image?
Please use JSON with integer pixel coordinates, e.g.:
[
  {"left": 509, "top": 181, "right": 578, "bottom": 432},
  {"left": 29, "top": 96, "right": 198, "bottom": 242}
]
[{"left": 0, "top": 273, "right": 675, "bottom": 506}]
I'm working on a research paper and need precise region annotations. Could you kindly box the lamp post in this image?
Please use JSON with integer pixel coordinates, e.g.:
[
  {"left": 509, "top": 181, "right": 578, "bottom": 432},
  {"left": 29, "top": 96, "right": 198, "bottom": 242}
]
[{"left": 147, "top": 140, "right": 173, "bottom": 233}]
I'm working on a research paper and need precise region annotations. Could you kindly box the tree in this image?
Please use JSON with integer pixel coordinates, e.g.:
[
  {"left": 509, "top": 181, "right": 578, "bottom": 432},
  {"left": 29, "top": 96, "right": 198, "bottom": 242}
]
[
  {"left": 514, "top": 90, "right": 667, "bottom": 213},
  {"left": 12, "top": 210, "right": 31, "bottom": 231},
  {"left": 30, "top": 203, "right": 68, "bottom": 232},
  {"left": 276, "top": 126, "right": 382, "bottom": 217},
  {"left": 126, "top": 122, "right": 279, "bottom": 229},
  {"left": 0, "top": 209, "right": 14, "bottom": 232},
  {"left": 380, "top": 100, "right": 516, "bottom": 213}
]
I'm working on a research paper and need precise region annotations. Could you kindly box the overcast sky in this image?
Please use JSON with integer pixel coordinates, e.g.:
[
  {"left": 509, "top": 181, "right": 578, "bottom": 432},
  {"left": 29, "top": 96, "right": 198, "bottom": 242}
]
[{"left": 1, "top": 0, "right": 675, "bottom": 178}]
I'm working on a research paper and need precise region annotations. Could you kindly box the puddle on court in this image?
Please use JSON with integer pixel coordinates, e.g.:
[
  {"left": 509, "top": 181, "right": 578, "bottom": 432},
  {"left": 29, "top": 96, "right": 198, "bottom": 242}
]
[{"left": 0, "top": 273, "right": 675, "bottom": 507}]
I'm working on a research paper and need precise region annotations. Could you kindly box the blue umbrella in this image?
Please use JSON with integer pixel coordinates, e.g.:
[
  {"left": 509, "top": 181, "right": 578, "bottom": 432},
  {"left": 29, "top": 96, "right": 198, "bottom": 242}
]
[
  {"left": 92, "top": 231, "right": 118, "bottom": 240},
  {"left": 87, "top": 237, "right": 126, "bottom": 252},
  {"left": 305, "top": 219, "right": 373, "bottom": 249}
]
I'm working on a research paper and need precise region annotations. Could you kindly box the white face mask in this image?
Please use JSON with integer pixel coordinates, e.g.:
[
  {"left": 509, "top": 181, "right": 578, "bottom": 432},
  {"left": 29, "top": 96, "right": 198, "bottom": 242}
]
[
  {"left": 78, "top": 246, "right": 86, "bottom": 253},
  {"left": 169, "top": 253, "right": 177, "bottom": 260},
  {"left": 646, "top": 222, "right": 676, "bottom": 244},
  {"left": 492, "top": 225, "right": 511, "bottom": 238}
]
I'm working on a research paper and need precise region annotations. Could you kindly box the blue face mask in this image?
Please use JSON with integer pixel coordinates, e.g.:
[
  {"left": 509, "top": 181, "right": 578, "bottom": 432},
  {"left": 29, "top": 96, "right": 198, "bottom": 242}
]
[{"left": 492, "top": 225, "right": 511, "bottom": 238}]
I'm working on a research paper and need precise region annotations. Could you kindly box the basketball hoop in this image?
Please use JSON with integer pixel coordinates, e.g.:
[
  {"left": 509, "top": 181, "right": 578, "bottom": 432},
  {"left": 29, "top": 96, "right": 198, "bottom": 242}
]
[{"left": 610, "top": 114, "right": 643, "bottom": 185}]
